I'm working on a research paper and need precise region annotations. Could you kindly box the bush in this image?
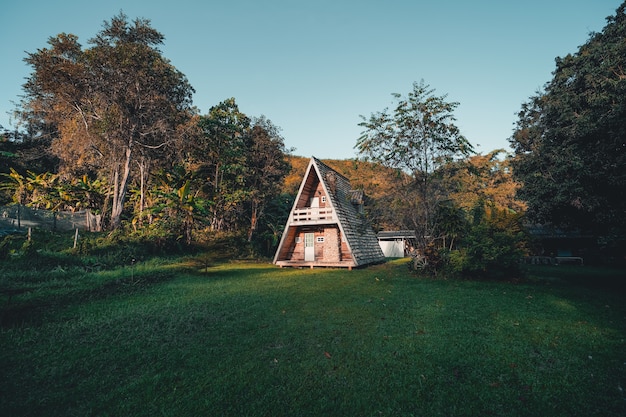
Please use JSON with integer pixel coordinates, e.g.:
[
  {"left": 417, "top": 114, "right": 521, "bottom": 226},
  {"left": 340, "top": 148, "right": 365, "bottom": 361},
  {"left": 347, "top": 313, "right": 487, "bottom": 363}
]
[
  {"left": 447, "top": 221, "right": 525, "bottom": 279},
  {"left": 411, "top": 201, "right": 528, "bottom": 280},
  {"left": 448, "top": 202, "right": 526, "bottom": 279}
]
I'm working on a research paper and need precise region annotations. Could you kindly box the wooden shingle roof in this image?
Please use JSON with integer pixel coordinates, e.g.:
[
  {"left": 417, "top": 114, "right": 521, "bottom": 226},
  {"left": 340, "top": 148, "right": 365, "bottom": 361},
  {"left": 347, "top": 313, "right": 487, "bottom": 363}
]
[{"left": 311, "top": 157, "right": 385, "bottom": 267}]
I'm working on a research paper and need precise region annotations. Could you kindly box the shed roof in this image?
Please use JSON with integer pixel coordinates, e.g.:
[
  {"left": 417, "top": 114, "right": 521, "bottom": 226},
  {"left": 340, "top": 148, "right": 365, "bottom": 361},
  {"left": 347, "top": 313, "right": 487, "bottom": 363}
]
[{"left": 377, "top": 230, "right": 417, "bottom": 240}]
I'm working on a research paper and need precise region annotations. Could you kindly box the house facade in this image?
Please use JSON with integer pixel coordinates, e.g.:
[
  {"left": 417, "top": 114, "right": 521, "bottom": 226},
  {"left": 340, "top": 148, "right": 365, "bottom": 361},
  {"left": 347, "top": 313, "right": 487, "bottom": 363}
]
[{"left": 273, "top": 157, "right": 385, "bottom": 269}]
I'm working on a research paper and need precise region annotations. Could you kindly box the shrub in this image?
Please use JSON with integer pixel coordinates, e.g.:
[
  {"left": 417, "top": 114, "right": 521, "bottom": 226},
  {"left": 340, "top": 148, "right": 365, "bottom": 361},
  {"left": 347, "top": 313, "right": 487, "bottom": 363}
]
[
  {"left": 447, "top": 203, "right": 527, "bottom": 279},
  {"left": 410, "top": 201, "right": 528, "bottom": 280}
]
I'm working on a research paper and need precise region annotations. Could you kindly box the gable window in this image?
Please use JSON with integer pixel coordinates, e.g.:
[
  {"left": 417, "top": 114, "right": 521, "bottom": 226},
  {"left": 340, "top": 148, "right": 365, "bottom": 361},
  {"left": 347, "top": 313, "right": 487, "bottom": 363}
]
[{"left": 321, "top": 196, "right": 327, "bottom": 203}]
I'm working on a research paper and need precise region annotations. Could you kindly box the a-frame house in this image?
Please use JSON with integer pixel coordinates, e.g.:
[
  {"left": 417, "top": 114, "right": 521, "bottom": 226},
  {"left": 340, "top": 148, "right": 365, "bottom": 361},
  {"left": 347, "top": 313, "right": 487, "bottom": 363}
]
[{"left": 273, "top": 157, "right": 385, "bottom": 269}]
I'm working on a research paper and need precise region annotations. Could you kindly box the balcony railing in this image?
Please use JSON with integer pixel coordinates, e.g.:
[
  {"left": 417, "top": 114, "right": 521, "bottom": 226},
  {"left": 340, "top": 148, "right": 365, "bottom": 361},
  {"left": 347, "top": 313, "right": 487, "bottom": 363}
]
[{"left": 290, "top": 207, "right": 335, "bottom": 223}]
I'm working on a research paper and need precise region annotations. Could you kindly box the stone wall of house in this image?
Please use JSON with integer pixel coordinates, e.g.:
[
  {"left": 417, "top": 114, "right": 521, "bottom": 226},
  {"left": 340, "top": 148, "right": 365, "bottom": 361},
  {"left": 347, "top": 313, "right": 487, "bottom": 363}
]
[{"left": 323, "top": 227, "right": 340, "bottom": 262}]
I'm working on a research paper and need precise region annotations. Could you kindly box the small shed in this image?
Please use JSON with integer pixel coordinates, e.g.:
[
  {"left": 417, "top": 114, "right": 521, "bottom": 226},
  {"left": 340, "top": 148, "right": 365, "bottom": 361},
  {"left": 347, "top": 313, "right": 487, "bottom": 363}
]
[
  {"left": 273, "top": 157, "right": 385, "bottom": 269},
  {"left": 377, "top": 230, "right": 417, "bottom": 258}
]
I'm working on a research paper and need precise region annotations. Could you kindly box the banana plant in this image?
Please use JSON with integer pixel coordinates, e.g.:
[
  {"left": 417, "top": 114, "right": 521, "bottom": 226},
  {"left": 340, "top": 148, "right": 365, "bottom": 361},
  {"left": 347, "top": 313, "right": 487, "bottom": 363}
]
[{"left": 150, "top": 166, "right": 210, "bottom": 244}]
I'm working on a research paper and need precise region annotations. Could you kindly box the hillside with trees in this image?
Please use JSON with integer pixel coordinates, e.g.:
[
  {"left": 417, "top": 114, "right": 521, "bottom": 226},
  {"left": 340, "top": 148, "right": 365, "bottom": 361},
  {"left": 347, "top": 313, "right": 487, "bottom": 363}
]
[{"left": 2, "top": 4, "right": 625, "bottom": 270}]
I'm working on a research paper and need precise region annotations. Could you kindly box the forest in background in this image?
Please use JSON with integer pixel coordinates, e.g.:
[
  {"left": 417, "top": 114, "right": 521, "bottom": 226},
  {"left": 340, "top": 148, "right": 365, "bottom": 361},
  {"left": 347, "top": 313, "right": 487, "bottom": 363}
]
[{"left": 2, "top": 3, "right": 625, "bottom": 274}]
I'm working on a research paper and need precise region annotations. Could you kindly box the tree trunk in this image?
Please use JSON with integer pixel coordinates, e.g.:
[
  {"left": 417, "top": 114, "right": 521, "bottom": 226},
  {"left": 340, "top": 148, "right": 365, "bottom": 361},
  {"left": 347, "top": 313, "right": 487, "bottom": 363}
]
[
  {"left": 247, "top": 199, "right": 259, "bottom": 242},
  {"left": 139, "top": 160, "right": 145, "bottom": 214},
  {"left": 138, "top": 158, "right": 147, "bottom": 226},
  {"left": 110, "top": 146, "right": 133, "bottom": 229}
]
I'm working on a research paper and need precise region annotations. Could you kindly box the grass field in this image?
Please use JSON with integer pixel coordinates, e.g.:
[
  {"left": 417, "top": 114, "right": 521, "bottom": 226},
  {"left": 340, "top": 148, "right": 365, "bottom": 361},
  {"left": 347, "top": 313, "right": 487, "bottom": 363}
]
[{"left": 1, "top": 251, "right": 625, "bottom": 416}]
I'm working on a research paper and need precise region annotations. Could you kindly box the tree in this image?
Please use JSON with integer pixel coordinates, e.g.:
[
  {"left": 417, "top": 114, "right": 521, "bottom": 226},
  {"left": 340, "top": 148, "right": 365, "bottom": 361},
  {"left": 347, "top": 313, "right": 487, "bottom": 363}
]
[
  {"left": 356, "top": 80, "right": 474, "bottom": 250},
  {"left": 196, "top": 98, "right": 250, "bottom": 232},
  {"left": 244, "top": 116, "right": 291, "bottom": 242},
  {"left": 150, "top": 166, "right": 209, "bottom": 245},
  {"left": 447, "top": 201, "right": 527, "bottom": 280},
  {"left": 433, "top": 200, "right": 469, "bottom": 251},
  {"left": 447, "top": 150, "right": 526, "bottom": 214},
  {"left": 510, "top": 3, "right": 626, "bottom": 246},
  {"left": 20, "top": 13, "right": 195, "bottom": 229}
]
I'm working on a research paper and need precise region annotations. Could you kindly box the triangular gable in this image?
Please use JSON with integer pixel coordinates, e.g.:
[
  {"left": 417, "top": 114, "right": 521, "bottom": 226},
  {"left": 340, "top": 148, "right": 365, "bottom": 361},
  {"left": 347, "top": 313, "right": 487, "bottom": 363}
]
[
  {"left": 309, "top": 158, "right": 356, "bottom": 263},
  {"left": 273, "top": 157, "right": 385, "bottom": 268}
]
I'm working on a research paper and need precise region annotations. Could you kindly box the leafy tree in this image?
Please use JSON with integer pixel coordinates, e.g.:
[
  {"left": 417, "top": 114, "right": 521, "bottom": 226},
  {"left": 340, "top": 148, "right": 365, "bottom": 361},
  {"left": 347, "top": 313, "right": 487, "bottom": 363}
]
[
  {"left": 66, "top": 175, "right": 107, "bottom": 216},
  {"left": 251, "top": 192, "right": 294, "bottom": 257},
  {"left": 433, "top": 200, "right": 469, "bottom": 251},
  {"left": 0, "top": 127, "right": 59, "bottom": 179},
  {"left": 196, "top": 98, "right": 250, "bottom": 232},
  {"left": 20, "top": 13, "right": 195, "bottom": 229},
  {"left": 22, "top": 171, "right": 66, "bottom": 211},
  {"left": 150, "top": 166, "right": 209, "bottom": 245},
  {"left": 510, "top": 3, "right": 626, "bottom": 248},
  {"left": 447, "top": 150, "right": 526, "bottom": 213},
  {"left": 244, "top": 116, "right": 291, "bottom": 242},
  {"left": 357, "top": 80, "right": 474, "bottom": 251},
  {"left": 447, "top": 201, "right": 527, "bottom": 280}
]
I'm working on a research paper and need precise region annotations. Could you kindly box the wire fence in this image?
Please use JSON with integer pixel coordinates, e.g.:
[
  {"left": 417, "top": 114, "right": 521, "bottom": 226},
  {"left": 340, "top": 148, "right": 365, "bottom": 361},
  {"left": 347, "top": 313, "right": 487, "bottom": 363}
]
[{"left": 0, "top": 204, "right": 101, "bottom": 233}]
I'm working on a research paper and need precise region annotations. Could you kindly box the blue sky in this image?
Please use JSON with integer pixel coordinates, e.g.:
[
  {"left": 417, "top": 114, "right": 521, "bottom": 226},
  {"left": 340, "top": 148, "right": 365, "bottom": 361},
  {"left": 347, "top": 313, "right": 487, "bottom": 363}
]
[{"left": 0, "top": 0, "right": 620, "bottom": 159}]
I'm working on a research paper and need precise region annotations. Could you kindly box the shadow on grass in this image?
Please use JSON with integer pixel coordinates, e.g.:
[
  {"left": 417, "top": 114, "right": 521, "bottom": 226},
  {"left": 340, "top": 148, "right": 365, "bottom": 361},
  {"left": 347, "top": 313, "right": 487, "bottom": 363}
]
[
  {"left": 0, "top": 266, "right": 178, "bottom": 328},
  {"left": 522, "top": 264, "right": 626, "bottom": 293},
  {"left": 0, "top": 233, "right": 243, "bottom": 328}
]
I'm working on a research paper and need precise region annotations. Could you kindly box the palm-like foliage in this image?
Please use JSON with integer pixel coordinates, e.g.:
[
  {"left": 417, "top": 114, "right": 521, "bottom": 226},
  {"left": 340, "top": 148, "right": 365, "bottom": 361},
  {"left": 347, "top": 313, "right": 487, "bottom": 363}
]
[
  {"left": 150, "top": 166, "right": 210, "bottom": 244},
  {"left": 0, "top": 168, "right": 29, "bottom": 205}
]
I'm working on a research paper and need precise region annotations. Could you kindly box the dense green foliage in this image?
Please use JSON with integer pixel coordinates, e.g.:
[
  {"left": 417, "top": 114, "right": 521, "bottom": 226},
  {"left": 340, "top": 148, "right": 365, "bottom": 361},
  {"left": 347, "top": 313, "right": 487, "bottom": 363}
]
[
  {"left": 408, "top": 200, "right": 526, "bottom": 279},
  {"left": 7, "top": 14, "right": 291, "bottom": 247},
  {"left": 355, "top": 81, "right": 529, "bottom": 275},
  {"left": 21, "top": 14, "right": 196, "bottom": 229},
  {"left": 445, "top": 202, "right": 527, "bottom": 279},
  {"left": 510, "top": 3, "right": 626, "bottom": 250},
  {"left": 1, "top": 237, "right": 624, "bottom": 416},
  {"left": 357, "top": 80, "right": 474, "bottom": 252}
]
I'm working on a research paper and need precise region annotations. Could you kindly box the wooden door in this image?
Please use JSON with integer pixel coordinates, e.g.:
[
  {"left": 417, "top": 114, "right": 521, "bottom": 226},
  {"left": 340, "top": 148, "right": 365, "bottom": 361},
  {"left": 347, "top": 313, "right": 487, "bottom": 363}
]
[{"left": 304, "top": 233, "right": 315, "bottom": 261}]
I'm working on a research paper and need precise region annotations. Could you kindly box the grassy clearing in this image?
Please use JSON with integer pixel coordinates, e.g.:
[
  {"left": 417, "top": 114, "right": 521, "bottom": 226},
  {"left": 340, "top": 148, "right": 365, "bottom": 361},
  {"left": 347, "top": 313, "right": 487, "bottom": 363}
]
[{"left": 1, "top": 255, "right": 625, "bottom": 417}]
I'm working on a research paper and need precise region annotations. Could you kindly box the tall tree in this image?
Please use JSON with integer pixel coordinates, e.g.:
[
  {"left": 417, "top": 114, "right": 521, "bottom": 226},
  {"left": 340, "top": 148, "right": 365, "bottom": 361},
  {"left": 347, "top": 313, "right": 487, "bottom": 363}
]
[
  {"left": 357, "top": 80, "right": 473, "bottom": 249},
  {"left": 196, "top": 98, "right": 250, "bottom": 231},
  {"left": 510, "top": 3, "right": 626, "bottom": 245},
  {"left": 244, "top": 116, "right": 291, "bottom": 242},
  {"left": 21, "top": 13, "right": 195, "bottom": 229}
]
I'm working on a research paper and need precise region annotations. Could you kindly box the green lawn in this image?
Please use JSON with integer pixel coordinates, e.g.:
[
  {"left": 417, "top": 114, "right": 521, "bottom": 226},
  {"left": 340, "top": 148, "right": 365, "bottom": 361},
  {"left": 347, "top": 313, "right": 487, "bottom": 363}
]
[{"left": 1, "top": 257, "right": 625, "bottom": 417}]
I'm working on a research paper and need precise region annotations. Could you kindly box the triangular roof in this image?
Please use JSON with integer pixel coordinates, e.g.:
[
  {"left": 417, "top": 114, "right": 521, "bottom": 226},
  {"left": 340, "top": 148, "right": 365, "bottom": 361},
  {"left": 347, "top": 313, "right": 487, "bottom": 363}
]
[{"left": 273, "top": 157, "right": 385, "bottom": 268}]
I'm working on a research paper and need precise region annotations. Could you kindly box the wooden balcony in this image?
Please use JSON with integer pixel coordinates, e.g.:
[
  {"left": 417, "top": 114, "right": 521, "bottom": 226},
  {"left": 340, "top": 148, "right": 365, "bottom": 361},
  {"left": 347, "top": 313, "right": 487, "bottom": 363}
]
[{"left": 289, "top": 207, "right": 336, "bottom": 225}]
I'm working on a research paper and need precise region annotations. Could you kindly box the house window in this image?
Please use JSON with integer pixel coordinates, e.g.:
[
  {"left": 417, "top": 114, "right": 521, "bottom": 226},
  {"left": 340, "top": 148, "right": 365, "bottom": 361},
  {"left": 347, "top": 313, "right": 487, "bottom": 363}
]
[
  {"left": 316, "top": 237, "right": 325, "bottom": 243},
  {"left": 321, "top": 196, "right": 327, "bottom": 203}
]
